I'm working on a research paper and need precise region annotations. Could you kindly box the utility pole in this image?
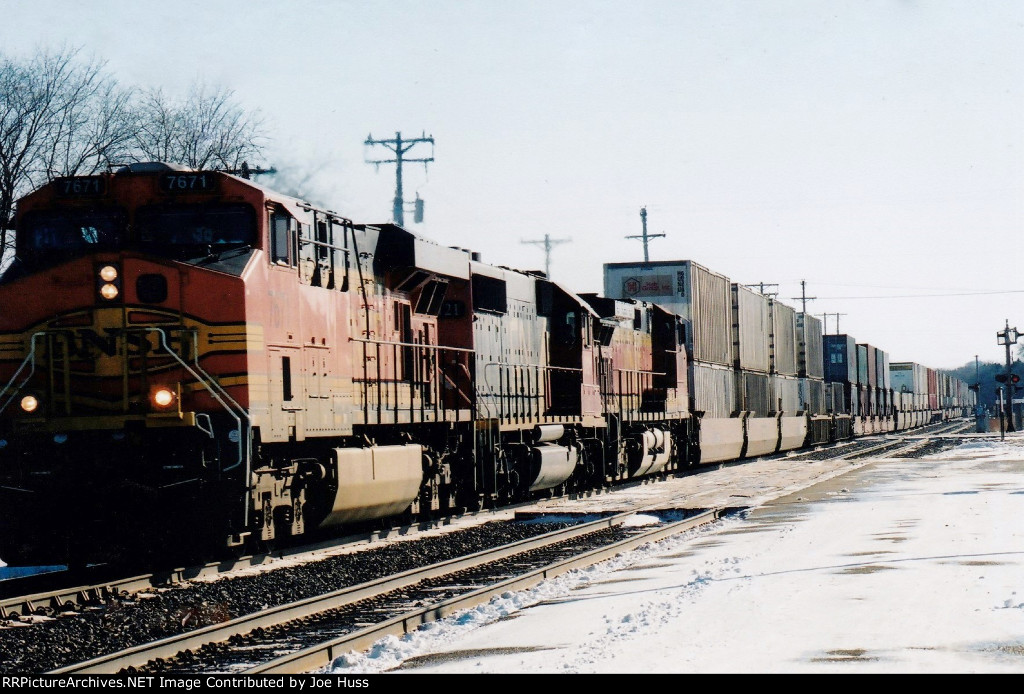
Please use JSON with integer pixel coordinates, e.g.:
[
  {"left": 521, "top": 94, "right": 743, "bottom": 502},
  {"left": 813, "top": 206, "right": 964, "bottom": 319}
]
[
  {"left": 996, "top": 320, "right": 1020, "bottom": 432},
  {"left": 222, "top": 161, "right": 277, "bottom": 179},
  {"left": 521, "top": 234, "right": 571, "bottom": 279},
  {"left": 364, "top": 131, "right": 434, "bottom": 226},
  {"left": 626, "top": 207, "right": 665, "bottom": 263},
  {"left": 819, "top": 312, "right": 846, "bottom": 335},
  {"left": 791, "top": 280, "right": 816, "bottom": 314},
  {"left": 744, "top": 282, "right": 779, "bottom": 297}
]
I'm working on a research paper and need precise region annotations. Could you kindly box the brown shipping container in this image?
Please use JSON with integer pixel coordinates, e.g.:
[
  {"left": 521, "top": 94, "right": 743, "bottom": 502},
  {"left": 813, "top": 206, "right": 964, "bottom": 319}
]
[
  {"left": 770, "top": 299, "right": 799, "bottom": 376},
  {"left": 927, "top": 368, "right": 938, "bottom": 410},
  {"left": 732, "top": 284, "right": 771, "bottom": 373}
]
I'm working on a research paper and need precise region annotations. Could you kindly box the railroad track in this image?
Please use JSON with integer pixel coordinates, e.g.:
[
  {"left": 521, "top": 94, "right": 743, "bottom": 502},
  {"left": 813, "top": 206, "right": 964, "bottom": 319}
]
[
  {"left": 0, "top": 419, "right": 980, "bottom": 674},
  {"left": 52, "top": 506, "right": 732, "bottom": 674},
  {"left": 1, "top": 420, "right": 974, "bottom": 620}
]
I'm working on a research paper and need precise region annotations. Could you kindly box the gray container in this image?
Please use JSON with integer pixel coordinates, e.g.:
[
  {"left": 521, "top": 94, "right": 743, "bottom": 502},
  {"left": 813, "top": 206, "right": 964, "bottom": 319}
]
[
  {"left": 732, "top": 284, "right": 771, "bottom": 373},
  {"left": 856, "top": 344, "right": 868, "bottom": 386},
  {"left": 827, "top": 382, "right": 849, "bottom": 414},
  {"left": 691, "top": 361, "right": 737, "bottom": 418},
  {"left": 874, "top": 347, "right": 887, "bottom": 392},
  {"left": 801, "top": 378, "right": 826, "bottom": 415},
  {"left": 604, "top": 260, "right": 733, "bottom": 366},
  {"left": 770, "top": 299, "right": 799, "bottom": 376},
  {"left": 882, "top": 351, "right": 891, "bottom": 390},
  {"left": 773, "top": 374, "right": 802, "bottom": 414},
  {"left": 891, "top": 361, "right": 919, "bottom": 398},
  {"left": 798, "top": 313, "right": 824, "bottom": 379},
  {"left": 740, "top": 370, "right": 773, "bottom": 417}
]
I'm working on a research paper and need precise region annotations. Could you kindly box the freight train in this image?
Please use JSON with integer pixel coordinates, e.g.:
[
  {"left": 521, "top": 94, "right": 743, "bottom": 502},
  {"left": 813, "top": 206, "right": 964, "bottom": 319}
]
[{"left": 0, "top": 164, "right": 974, "bottom": 567}]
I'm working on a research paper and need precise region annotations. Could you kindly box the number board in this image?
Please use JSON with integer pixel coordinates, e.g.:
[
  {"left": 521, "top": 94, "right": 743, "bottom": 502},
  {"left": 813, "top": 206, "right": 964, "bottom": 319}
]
[
  {"left": 54, "top": 176, "right": 106, "bottom": 197},
  {"left": 159, "top": 173, "right": 218, "bottom": 193}
]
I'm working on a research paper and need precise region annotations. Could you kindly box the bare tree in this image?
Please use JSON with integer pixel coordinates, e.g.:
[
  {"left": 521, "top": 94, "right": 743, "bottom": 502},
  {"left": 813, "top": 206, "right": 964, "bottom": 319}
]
[
  {"left": 132, "top": 82, "right": 267, "bottom": 170},
  {"left": 0, "top": 46, "right": 136, "bottom": 269}
]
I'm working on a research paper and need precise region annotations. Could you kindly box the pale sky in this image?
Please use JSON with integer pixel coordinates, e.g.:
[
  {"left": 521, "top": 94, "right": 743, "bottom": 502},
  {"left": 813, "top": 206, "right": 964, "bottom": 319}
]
[{"left": 3, "top": 0, "right": 1022, "bottom": 370}]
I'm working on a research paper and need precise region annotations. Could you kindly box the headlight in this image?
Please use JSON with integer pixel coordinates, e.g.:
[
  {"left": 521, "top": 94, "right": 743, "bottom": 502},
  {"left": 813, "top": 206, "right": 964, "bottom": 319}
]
[
  {"left": 99, "top": 265, "right": 118, "bottom": 282},
  {"left": 20, "top": 395, "right": 39, "bottom": 413},
  {"left": 152, "top": 387, "right": 175, "bottom": 409},
  {"left": 99, "top": 283, "right": 120, "bottom": 300}
]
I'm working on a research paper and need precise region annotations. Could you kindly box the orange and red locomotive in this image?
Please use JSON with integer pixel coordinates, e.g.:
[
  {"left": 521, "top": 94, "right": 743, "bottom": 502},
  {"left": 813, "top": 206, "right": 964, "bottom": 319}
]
[{"left": 0, "top": 163, "right": 688, "bottom": 566}]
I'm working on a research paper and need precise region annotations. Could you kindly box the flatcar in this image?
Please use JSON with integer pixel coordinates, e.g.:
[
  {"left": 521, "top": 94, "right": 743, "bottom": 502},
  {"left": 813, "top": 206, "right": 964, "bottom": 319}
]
[{"left": 0, "top": 163, "right": 973, "bottom": 567}]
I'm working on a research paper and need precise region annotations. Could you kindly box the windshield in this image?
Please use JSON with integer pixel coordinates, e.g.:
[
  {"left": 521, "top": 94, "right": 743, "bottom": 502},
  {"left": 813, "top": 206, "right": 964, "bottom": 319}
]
[
  {"left": 19, "top": 208, "right": 125, "bottom": 253},
  {"left": 136, "top": 203, "right": 256, "bottom": 251}
]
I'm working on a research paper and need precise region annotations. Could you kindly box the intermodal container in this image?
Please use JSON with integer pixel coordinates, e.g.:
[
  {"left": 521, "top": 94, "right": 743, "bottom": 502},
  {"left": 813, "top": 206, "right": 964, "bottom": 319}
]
[
  {"left": 732, "top": 284, "right": 771, "bottom": 373},
  {"left": 770, "top": 299, "right": 799, "bottom": 376},
  {"left": 604, "top": 260, "right": 733, "bottom": 366},
  {"left": 823, "top": 334, "right": 857, "bottom": 383}
]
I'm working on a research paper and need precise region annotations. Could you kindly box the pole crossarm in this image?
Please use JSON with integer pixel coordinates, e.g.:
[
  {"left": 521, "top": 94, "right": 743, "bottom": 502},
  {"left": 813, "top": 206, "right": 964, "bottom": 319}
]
[
  {"left": 364, "top": 131, "right": 434, "bottom": 226},
  {"left": 626, "top": 207, "right": 665, "bottom": 263},
  {"left": 522, "top": 235, "right": 572, "bottom": 279}
]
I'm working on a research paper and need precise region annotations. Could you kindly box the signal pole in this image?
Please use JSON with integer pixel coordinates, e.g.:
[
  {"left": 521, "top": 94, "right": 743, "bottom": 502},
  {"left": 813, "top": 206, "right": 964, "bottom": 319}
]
[
  {"left": 996, "top": 320, "right": 1020, "bottom": 431},
  {"left": 521, "top": 234, "right": 571, "bottom": 279},
  {"left": 626, "top": 207, "right": 665, "bottom": 263},
  {"left": 364, "top": 131, "right": 434, "bottom": 226}
]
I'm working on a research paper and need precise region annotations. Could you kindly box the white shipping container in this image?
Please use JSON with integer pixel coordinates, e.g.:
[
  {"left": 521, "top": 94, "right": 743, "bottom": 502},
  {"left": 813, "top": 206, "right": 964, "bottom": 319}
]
[
  {"left": 798, "top": 313, "right": 824, "bottom": 379},
  {"left": 732, "top": 284, "right": 771, "bottom": 373},
  {"left": 770, "top": 300, "right": 799, "bottom": 376},
  {"left": 773, "top": 374, "right": 802, "bottom": 414},
  {"left": 604, "top": 260, "right": 733, "bottom": 366}
]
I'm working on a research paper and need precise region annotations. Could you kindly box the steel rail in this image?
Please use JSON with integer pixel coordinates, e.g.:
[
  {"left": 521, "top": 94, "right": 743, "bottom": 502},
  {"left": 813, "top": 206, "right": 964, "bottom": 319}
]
[
  {"left": 0, "top": 503, "right": 531, "bottom": 617},
  {"left": 49, "top": 504, "right": 713, "bottom": 675},
  {"left": 246, "top": 506, "right": 730, "bottom": 674}
]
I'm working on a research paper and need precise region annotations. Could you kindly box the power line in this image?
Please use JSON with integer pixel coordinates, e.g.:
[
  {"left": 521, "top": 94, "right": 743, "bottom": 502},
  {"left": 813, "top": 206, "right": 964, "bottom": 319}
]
[
  {"left": 742, "top": 282, "right": 778, "bottom": 297},
  {"left": 817, "top": 290, "right": 1024, "bottom": 299}
]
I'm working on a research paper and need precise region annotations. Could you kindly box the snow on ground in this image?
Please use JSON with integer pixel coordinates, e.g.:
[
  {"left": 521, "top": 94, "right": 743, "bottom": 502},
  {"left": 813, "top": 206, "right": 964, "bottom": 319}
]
[{"left": 327, "top": 436, "right": 1024, "bottom": 674}]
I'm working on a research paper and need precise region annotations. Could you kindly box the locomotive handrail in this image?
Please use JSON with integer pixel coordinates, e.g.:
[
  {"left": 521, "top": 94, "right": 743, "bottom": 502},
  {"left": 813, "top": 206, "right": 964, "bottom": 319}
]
[
  {"left": 144, "top": 327, "right": 250, "bottom": 473},
  {"left": 0, "top": 331, "right": 44, "bottom": 415},
  {"left": 481, "top": 361, "right": 583, "bottom": 422},
  {"left": 350, "top": 336, "right": 475, "bottom": 423},
  {"left": 348, "top": 336, "right": 475, "bottom": 352},
  {"left": 610, "top": 366, "right": 668, "bottom": 421}
]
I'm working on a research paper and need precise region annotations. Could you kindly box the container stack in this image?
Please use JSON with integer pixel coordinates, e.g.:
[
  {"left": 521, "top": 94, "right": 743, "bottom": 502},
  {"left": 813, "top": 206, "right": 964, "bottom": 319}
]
[{"left": 605, "top": 260, "right": 738, "bottom": 419}]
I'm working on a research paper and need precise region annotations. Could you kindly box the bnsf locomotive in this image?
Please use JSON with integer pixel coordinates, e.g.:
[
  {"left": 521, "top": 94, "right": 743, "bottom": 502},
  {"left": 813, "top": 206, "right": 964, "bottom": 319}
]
[
  {"left": 0, "top": 163, "right": 689, "bottom": 566},
  {"left": 0, "top": 164, "right": 971, "bottom": 567}
]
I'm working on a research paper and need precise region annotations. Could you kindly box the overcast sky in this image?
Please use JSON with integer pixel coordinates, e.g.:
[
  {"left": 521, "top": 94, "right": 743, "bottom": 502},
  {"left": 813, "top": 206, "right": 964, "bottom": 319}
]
[{"left": 3, "top": 1, "right": 1022, "bottom": 370}]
